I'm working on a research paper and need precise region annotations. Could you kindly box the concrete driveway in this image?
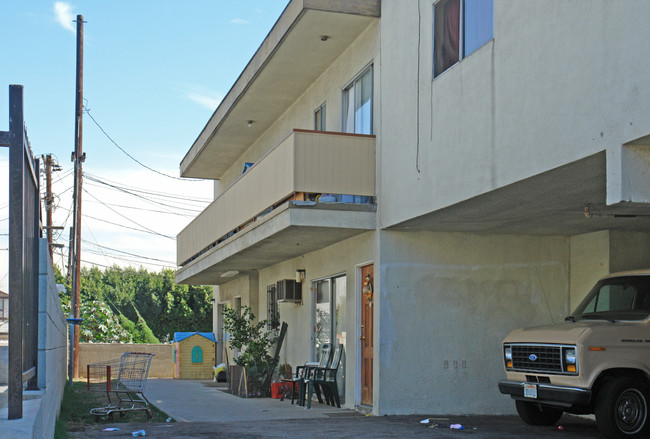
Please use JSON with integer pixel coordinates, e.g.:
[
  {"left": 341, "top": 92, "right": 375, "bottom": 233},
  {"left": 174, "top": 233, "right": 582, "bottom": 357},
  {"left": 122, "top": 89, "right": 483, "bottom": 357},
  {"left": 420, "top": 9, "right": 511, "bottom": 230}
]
[{"left": 69, "top": 379, "right": 603, "bottom": 438}]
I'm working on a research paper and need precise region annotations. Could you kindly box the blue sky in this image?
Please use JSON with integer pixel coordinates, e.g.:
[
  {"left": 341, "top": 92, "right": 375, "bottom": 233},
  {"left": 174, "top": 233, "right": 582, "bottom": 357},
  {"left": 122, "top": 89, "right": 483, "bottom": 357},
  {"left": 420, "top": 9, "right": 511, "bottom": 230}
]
[{"left": 0, "top": 0, "right": 288, "bottom": 288}]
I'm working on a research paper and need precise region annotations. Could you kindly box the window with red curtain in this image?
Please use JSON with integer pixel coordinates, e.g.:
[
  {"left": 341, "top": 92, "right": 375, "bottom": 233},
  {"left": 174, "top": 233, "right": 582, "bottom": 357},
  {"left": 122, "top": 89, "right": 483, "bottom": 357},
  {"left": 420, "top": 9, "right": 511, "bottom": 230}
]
[{"left": 434, "top": 0, "right": 493, "bottom": 78}]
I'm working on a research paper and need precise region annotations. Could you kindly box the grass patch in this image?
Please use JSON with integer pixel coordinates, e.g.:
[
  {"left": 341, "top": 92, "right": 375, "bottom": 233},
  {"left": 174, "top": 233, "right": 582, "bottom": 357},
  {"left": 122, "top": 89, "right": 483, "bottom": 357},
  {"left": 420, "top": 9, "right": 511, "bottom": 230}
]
[{"left": 55, "top": 381, "right": 171, "bottom": 439}]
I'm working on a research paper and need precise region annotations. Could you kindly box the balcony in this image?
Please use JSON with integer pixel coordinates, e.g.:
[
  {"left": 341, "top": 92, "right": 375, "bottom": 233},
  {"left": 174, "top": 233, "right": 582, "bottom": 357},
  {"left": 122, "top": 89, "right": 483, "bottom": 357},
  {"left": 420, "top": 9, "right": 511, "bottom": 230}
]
[
  {"left": 181, "top": 0, "right": 380, "bottom": 179},
  {"left": 176, "top": 130, "right": 376, "bottom": 285}
]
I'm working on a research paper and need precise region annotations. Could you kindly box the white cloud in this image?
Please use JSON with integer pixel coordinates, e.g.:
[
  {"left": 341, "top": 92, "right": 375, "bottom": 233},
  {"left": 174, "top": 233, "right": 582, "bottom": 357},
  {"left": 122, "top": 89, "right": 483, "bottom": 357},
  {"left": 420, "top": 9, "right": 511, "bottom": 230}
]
[
  {"left": 173, "top": 82, "right": 224, "bottom": 111},
  {"left": 230, "top": 18, "right": 249, "bottom": 25},
  {"left": 54, "top": 1, "right": 75, "bottom": 33},
  {"left": 186, "top": 92, "right": 222, "bottom": 111}
]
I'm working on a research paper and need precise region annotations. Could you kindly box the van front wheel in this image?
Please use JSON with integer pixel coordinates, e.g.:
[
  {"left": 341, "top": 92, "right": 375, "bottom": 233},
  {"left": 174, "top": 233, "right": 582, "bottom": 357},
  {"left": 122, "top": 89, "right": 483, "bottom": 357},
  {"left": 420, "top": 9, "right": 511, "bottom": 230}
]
[
  {"left": 515, "top": 400, "right": 563, "bottom": 426},
  {"left": 595, "top": 378, "right": 649, "bottom": 439}
]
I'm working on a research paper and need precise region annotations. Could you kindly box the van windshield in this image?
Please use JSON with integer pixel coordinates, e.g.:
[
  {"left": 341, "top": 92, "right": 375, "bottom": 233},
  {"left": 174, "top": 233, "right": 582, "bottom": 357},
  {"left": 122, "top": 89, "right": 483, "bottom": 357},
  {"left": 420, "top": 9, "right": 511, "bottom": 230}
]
[{"left": 572, "top": 276, "right": 650, "bottom": 321}]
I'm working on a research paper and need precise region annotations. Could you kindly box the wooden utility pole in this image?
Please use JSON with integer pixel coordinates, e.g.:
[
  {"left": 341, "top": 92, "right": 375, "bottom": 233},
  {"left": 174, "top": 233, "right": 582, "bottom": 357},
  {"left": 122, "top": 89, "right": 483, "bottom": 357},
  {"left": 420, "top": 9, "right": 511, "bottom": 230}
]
[
  {"left": 70, "top": 14, "right": 85, "bottom": 379},
  {"left": 44, "top": 154, "right": 63, "bottom": 262}
]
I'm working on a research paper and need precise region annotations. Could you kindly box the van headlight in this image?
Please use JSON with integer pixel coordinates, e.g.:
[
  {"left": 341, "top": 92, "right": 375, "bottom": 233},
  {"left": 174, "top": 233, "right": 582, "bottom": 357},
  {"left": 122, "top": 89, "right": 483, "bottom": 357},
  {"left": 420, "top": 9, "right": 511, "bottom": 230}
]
[
  {"left": 504, "top": 346, "right": 513, "bottom": 369},
  {"left": 564, "top": 347, "right": 577, "bottom": 373}
]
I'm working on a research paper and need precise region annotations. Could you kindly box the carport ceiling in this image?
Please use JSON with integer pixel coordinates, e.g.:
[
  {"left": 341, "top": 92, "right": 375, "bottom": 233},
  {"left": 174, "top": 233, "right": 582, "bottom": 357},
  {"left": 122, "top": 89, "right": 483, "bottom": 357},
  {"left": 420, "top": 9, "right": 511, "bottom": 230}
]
[{"left": 393, "top": 152, "right": 650, "bottom": 235}]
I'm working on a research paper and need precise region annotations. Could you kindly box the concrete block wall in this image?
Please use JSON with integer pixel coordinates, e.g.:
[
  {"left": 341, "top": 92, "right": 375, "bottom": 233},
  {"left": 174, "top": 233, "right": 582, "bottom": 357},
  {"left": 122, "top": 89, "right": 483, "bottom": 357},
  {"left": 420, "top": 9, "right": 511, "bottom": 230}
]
[
  {"left": 377, "top": 231, "right": 570, "bottom": 415},
  {"left": 0, "top": 239, "right": 68, "bottom": 438},
  {"left": 78, "top": 343, "right": 174, "bottom": 379},
  {"left": 0, "top": 344, "right": 7, "bottom": 384},
  {"left": 35, "top": 238, "right": 67, "bottom": 438}
]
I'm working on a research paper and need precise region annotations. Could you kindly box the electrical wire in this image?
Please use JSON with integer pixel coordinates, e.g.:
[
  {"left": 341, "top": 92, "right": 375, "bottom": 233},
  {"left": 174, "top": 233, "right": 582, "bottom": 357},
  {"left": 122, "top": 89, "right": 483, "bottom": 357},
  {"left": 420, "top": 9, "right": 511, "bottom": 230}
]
[
  {"left": 84, "top": 106, "right": 203, "bottom": 182},
  {"left": 83, "top": 248, "right": 175, "bottom": 269},
  {"left": 83, "top": 187, "right": 176, "bottom": 239},
  {"left": 83, "top": 199, "right": 196, "bottom": 218},
  {"left": 83, "top": 213, "right": 174, "bottom": 239},
  {"left": 81, "top": 238, "right": 175, "bottom": 264},
  {"left": 84, "top": 171, "right": 210, "bottom": 203},
  {"left": 83, "top": 177, "right": 206, "bottom": 213}
]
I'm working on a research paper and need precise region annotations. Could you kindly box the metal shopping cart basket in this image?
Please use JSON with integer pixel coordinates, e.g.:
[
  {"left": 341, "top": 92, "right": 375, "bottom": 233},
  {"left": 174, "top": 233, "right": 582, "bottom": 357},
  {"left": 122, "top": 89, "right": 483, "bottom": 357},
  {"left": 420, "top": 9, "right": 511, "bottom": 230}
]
[{"left": 87, "top": 352, "right": 155, "bottom": 420}]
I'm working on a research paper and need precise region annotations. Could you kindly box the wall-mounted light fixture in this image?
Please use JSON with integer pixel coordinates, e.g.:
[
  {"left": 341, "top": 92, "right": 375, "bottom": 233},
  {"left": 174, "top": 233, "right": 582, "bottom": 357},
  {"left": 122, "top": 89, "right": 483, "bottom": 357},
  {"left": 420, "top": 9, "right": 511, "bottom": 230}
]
[
  {"left": 295, "top": 269, "right": 306, "bottom": 283},
  {"left": 247, "top": 120, "right": 254, "bottom": 128},
  {"left": 320, "top": 35, "right": 330, "bottom": 42},
  {"left": 221, "top": 270, "right": 239, "bottom": 278}
]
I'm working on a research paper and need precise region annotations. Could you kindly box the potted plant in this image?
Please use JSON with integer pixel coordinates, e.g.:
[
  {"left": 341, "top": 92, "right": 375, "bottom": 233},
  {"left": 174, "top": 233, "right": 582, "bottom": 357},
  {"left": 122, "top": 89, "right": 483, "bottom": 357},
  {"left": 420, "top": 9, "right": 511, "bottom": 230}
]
[{"left": 222, "top": 305, "right": 279, "bottom": 397}]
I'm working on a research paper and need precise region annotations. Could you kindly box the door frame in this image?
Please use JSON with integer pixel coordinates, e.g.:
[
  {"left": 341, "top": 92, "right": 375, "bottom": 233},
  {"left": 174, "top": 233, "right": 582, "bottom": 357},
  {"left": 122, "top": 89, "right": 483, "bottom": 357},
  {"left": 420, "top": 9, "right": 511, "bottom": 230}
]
[{"left": 355, "top": 261, "right": 374, "bottom": 407}]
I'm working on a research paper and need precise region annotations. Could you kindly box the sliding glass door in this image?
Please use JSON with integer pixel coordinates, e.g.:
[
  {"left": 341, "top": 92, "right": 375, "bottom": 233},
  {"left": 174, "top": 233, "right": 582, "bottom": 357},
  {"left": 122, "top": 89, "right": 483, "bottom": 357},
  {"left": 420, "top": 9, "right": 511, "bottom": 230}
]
[{"left": 312, "top": 275, "right": 346, "bottom": 403}]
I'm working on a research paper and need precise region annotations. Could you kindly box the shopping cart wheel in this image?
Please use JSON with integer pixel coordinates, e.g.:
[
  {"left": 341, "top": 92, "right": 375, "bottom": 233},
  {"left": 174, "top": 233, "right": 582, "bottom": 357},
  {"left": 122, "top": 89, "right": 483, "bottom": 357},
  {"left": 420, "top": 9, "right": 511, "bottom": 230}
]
[
  {"left": 146, "top": 409, "right": 153, "bottom": 419},
  {"left": 108, "top": 413, "right": 114, "bottom": 422},
  {"left": 119, "top": 411, "right": 126, "bottom": 419}
]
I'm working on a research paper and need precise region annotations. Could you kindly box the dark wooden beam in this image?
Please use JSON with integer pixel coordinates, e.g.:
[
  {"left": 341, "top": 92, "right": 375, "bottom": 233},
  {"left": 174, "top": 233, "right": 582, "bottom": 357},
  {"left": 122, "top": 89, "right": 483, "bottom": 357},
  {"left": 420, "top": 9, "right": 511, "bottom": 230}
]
[{"left": 0, "top": 130, "right": 9, "bottom": 147}]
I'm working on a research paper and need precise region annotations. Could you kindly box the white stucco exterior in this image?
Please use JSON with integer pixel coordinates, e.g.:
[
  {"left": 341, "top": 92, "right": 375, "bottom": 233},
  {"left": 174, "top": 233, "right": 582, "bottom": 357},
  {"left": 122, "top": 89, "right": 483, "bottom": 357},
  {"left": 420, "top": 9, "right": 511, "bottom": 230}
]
[{"left": 177, "top": 0, "right": 650, "bottom": 416}]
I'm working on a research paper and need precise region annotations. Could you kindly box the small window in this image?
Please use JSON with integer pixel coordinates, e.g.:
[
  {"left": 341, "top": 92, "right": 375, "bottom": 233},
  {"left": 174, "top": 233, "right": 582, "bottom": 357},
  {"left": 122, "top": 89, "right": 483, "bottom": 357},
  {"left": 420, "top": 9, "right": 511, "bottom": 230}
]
[
  {"left": 191, "top": 346, "right": 203, "bottom": 363},
  {"left": 267, "top": 284, "right": 279, "bottom": 330},
  {"left": 434, "top": 0, "right": 493, "bottom": 77},
  {"left": 315, "top": 103, "right": 326, "bottom": 131}
]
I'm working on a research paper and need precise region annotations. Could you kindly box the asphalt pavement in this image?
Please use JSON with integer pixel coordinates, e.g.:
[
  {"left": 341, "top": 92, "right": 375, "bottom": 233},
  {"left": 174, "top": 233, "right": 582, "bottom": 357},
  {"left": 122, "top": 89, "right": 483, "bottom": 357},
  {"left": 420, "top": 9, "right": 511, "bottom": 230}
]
[{"left": 68, "top": 379, "right": 603, "bottom": 438}]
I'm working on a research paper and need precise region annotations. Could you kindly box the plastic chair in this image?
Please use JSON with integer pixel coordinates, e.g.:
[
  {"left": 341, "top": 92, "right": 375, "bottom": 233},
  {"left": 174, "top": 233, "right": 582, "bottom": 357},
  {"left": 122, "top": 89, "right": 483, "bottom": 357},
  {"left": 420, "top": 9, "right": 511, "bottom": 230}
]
[
  {"left": 315, "top": 344, "right": 344, "bottom": 407},
  {"left": 304, "top": 343, "right": 332, "bottom": 408}
]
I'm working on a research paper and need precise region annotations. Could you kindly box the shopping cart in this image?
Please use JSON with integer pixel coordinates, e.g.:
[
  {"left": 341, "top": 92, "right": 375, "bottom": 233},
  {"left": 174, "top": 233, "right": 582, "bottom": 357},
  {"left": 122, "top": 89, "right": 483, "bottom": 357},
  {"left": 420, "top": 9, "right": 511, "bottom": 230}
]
[{"left": 87, "top": 352, "right": 155, "bottom": 420}]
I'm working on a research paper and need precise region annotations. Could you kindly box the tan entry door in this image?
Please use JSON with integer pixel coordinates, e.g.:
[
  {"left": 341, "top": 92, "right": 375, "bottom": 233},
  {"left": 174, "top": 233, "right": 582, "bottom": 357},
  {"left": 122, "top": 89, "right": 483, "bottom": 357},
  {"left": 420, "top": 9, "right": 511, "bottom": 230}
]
[{"left": 360, "top": 264, "right": 374, "bottom": 406}]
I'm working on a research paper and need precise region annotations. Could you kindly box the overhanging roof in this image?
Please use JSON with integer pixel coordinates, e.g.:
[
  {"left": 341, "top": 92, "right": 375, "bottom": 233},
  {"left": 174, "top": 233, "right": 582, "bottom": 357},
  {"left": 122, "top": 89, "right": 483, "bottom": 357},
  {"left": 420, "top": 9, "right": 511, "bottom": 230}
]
[
  {"left": 176, "top": 202, "right": 376, "bottom": 285},
  {"left": 392, "top": 152, "right": 650, "bottom": 235},
  {"left": 180, "top": 0, "right": 380, "bottom": 179}
]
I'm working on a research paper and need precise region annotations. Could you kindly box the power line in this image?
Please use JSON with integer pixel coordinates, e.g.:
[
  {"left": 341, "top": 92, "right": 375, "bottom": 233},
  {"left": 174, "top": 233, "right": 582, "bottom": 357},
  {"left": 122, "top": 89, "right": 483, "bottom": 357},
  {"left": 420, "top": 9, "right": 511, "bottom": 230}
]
[
  {"left": 83, "top": 199, "right": 196, "bottom": 218},
  {"left": 83, "top": 187, "right": 176, "bottom": 239},
  {"left": 83, "top": 213, "right": 174, "bottom": 239},
  {"left": 84, "top": 176, "right": 206, "bottom": 213},
  {"left": 84, "top": 106, "right": 203, "bottom": 182},
  {"left": 82, "top": 247, "right": 174, "bottom": 269},
  {"left": 81, "top": 238, "right": 175, "bottom": 264},
  {"left": 84, "top": 172, "right": 210, "bottom": 203}
]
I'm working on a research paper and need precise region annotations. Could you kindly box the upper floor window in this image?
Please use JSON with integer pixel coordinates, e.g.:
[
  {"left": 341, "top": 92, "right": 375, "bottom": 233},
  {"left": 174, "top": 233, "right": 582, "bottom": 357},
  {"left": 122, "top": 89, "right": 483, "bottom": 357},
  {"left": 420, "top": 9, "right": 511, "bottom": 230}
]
[
  {"left": 433, "top": 0, "right": 493, "bottom": 78},
  {"left": 315, "top": 102, "right": 326, "bottom": 131},
  {"left": 343, "top": 66, "right": 373, "bottom": 135}
]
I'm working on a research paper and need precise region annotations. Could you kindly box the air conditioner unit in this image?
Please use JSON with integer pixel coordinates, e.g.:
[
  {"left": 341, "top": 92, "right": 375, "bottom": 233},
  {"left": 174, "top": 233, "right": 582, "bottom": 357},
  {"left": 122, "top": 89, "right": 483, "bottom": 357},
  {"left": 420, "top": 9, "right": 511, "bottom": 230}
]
[{"left": 276, "top": 279, "right": 301, "bottom": 303}]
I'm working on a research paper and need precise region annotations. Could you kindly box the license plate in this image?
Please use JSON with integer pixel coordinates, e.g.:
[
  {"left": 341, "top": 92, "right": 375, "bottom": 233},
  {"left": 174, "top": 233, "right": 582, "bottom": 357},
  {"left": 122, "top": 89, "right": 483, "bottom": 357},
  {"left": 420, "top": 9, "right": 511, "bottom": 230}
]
[{"left": 524, "top": 383, "right": 538, "bottom": 399}]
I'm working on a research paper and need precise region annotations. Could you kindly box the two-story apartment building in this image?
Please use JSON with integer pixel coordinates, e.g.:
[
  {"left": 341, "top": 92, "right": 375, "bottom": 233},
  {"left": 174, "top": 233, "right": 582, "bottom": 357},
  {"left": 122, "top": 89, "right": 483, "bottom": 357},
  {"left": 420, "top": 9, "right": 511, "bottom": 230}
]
[{"left": 176, "top": 0, "right": 650, "bottom": 415}]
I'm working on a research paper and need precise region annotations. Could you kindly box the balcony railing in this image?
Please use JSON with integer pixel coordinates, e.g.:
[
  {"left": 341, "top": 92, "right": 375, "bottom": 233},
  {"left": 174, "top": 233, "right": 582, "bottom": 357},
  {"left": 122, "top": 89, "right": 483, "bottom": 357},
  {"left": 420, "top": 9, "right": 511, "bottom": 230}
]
[{"left": 177, "top": 129, "right": 375, "bottom": 266}]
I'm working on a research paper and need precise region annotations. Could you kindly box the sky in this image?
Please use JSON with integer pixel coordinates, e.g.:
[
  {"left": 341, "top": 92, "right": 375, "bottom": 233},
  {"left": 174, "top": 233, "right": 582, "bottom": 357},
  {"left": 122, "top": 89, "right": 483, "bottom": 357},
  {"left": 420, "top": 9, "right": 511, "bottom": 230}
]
[{"left": 0, "top": 0, "right": 289, "bottom": 291}]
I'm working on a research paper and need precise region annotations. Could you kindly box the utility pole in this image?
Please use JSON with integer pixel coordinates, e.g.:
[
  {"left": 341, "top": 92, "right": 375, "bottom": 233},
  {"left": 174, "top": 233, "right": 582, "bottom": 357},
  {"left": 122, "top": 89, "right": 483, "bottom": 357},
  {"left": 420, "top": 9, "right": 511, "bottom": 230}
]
[
  {"left": 44, "top": 154, "right": 63, "bottom": 262},
  {"left": 70, "top": 14, "right": 85, "bottom": 380},
  {"left": 67, "top": 226, "right": 74, "bottom": 281}
]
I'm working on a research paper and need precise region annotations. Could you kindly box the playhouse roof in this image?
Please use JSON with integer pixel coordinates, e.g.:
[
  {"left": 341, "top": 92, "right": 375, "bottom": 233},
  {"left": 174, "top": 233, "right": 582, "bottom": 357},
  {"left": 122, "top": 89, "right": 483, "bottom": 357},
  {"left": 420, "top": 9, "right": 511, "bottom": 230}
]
[{"left": 173, "top": 332, "right": 216, "bottom": 343}]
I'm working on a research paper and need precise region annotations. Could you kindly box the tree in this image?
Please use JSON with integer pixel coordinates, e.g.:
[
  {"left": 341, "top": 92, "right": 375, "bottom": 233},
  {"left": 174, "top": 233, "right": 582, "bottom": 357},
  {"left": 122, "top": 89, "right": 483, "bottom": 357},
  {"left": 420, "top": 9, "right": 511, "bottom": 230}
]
[{"left": 56, "top": 264, "right": 213, "bottom": 343}]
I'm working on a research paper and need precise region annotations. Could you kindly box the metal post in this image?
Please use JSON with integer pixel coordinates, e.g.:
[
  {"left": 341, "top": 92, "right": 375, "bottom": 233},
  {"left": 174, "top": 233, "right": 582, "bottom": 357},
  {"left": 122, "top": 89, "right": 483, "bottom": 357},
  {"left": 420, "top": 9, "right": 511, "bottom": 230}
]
[{"left": 8, "top": 84, "right": 24, "bottom": 420}]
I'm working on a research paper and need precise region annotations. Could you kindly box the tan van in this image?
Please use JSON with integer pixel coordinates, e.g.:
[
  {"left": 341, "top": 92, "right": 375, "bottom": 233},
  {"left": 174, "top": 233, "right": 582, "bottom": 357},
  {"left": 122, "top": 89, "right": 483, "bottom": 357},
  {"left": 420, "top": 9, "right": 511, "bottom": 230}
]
[{"left": 499, "top": 271, "right": 650, "bottom": 439}]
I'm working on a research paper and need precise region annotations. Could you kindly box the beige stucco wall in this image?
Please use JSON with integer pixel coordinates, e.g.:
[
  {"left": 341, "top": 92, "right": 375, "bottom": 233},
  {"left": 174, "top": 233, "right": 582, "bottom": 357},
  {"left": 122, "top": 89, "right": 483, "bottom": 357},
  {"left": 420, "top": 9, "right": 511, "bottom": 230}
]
[
  {"left": 258, "top": 231, "right": 375, "bottom": 409},
  {"left": 214, "top": 20, "right": 380, "bottom": 198},
  {"left": 78, "top": 343, "right": 174, "bottom": 379},
  {"left": 376, "top": 231, "right": 570, "bottom": 415},
  {"left": 379, "top": 0, "right": 650, "bottom": 227},
  {"left": 213, "top": 231, "right": 374, "bottom": 409}
]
